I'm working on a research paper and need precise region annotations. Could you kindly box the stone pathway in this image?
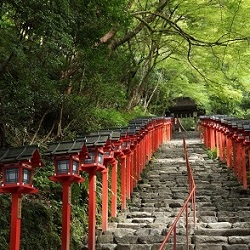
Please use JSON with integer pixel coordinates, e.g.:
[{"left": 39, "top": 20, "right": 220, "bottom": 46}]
[{"left": 87, "top": 131, "right": 250, "bottom": 250}]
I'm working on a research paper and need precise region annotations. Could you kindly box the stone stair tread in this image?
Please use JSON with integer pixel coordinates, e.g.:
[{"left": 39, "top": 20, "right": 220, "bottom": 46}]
[
  {"left": 206, "top": 222, "right": 232, "bottom": 228},
  {"left": 192, "top": 244, "right": 250, "bottom": 250},
  {"left": 195, "top": 227, "right": 250, "bottom": 236},
  {"left": 192, "top": 244, "right": 223, "bottom": 250},
  {"left": 136, "top": 234, "right": 165, "bottom": 244},
  {"left": 160, "top": 243, "right": 195, "bottom": 250},
  {"left": 95, "top": 244, "right": 117, "bottom": 250},
  {"left": 103, "top": 228, "right": 136, "bottom": 237},
  {"left": 117, "top": 223, "right": 148, "bottom": 229},
  {"left": 193, "top": 235, "right": 228, "bottom": 244},
  {"left": 113, "top": 244, "right": 153, "bottom": 250},
  {"left": 222, "top": 245, "right": 249, "bottom": 250},
  {"left": 114, "top": 235, "right": 138, "bottom": 244},
  {"left": 130, "top": 218, "right": 155, "bottom": 223}
]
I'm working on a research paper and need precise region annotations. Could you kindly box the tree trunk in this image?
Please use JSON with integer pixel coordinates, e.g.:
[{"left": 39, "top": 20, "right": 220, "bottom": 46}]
[
  {"left": 57, "top": 103, "right": 64, "bottom": 140},
  {"left": 30, "top": 110, "right": 49, "bottom": 144}
]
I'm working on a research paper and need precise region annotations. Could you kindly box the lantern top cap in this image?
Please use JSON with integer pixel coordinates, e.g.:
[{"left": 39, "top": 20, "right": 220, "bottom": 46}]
[
  {"left": 128, "top": 122, "right": 146, "bottom": 128},
  {"left": 90, "top": 130, "right": 122, "bottom": 141},
  {"left": 243, "top": 124, "right": 250, "bottom": 131},
  {"left": 0, "top": 145, "right": 41, "bottom": 164},
  {"left": 127, "top": 126, "right": 137, "bottom": 136},
  {"left": 128, "top": 125, "right": 143, "bottom": 134},
  {"left": 199, "top": 115, "right": 209, "bottom": 119},
  {"left": 76, "top": 134, "right": 109, "bottom": 146},
  {"left": 212, "top": 115, "right": 227, "bottom": 121},
  {"left": 120, "top": 128, "right": 129, "bottom": 137},
  {"left": 129, "top": 116, "right": 154, "bottom": 123},
  {"left": 45, "top": 140, "right": 85, "bottom": 156},
  {"left": 93, "top": 130, "right": 113, "bottom": 136},
  {"left": 234, "top": 120, "right": 250, "bottom": 127},
  {"left": 220, "top": 117, "right": 236, "bottom": 124}
]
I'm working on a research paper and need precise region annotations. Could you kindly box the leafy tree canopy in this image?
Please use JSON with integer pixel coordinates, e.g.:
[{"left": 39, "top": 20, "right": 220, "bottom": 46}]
[{"left": 0, "top": 0, "right": 249, "bottom": 144}]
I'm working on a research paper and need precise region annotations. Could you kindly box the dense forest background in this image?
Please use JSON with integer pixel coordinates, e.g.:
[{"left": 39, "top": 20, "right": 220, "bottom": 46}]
[{"left": 0, "top": 0, "right": 250, "bottom": 249}]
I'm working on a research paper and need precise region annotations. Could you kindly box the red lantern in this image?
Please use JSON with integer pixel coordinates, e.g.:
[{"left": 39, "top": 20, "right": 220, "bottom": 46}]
[
  {"left": 0, "top": 145, "right": 43, "bottom": 250},
  {"left": 45, "top": 141, "right": 84, "bottom": 250},
  {"left": 0, "top": 146, "right": 42, "bottom": 193}
]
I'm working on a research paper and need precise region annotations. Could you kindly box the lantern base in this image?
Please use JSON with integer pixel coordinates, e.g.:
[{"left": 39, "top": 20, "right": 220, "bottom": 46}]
[
  {"left": 49, "top": 174, "right": 84, "bottom": 183},
  {"left": 81, "top": 165, "right": 105, "bottom": 173},
  {"left": 0, "top": 185, "right": 38, "bottom": 194}
]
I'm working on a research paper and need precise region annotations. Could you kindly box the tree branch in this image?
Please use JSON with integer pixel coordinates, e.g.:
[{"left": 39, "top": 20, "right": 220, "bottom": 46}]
[{"left": 109, "top": 1, "right": 169, "bottom": 50}]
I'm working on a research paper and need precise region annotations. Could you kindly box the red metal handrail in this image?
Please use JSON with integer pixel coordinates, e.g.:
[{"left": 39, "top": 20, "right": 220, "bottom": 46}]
[{"left": 159, "top": 135, "right": 196, "bottom": 250}]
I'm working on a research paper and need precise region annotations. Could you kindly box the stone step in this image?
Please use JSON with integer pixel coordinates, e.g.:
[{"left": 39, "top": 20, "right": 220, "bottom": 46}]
[
  {"left": 192, "top": 244, "right": 248, "bottom": 250},
  {"left": 195, "top": 228, "right": 250, "bottom": 236},
  {"left": 95, "top": 230, "right": 195, "bottom": 248},
  {"left": 192, "top": 234, "right": 250, "bottom": 247},
  {"left": 95, "top": 243, "right": 195, "bottom": 250}
]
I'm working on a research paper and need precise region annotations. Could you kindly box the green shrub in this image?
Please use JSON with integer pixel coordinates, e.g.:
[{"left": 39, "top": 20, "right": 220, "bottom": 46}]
[{"left": 206, "top": 148, "right": 217, "bottom": 159}]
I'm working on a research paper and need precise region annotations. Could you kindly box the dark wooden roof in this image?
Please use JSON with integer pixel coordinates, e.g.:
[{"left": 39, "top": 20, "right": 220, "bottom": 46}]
[
  {"left": 0, "top": 145, "right": 40, "bottom": 163},
  {"left": 166, "top": 97, "right": 205, "bottom": 117}
]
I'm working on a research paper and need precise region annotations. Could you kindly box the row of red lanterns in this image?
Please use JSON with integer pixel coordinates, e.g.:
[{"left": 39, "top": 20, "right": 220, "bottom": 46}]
[
  {"left": 0, "top": 116, "right": 173, "bottom": 250},
  {"left": 199, "top": 115, "right": 250, "bottom": 190}
]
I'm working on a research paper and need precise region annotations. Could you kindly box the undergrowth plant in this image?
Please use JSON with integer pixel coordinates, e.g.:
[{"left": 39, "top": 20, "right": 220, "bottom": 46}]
[{"left": 206, "top": 148, "right": 217, "bottom": 160}]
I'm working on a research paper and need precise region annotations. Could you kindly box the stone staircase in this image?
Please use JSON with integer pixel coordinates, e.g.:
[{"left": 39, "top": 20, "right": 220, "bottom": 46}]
[{"left": 86, "top": 131, "right": 250, "bottom": 250}]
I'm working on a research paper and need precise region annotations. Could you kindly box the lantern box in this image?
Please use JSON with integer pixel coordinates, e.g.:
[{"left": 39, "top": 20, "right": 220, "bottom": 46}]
[
  {"left": 97, "top": 130, "right": 124, "bottom": 157},
  {"left": 103, "top": 137, "right": 115, "bottom": 161},
  {"left": 103, "top": 147, "right": 115, "bottom": 160},
  {"left": 243, "top": 124, "right": 250, "bottom": 134},
  {"left": 120, "top": 129, "right": 132, "bottom": 154},
  {"left": 53, "top": 155, "right": 80, "bottom": 175},
  {"left": 244, "top": 135, "right": 250, "bottom": 145},
  {"left": 121, "top": 140, "right": 131, "bottom": 151},
  {"left": 77, "top": 135, "right": 106, "bottom": 172},
  {"left": 111, "top": 131, "right": 124, "bottom": 157},
  {"left": 45, "top": 141, "right": 85, "bottom": 183},
  {"left": 94, "top": 132, "right": 114, "bottom": 161},
  {"left": 127, "top": 127, "right": 138, "bottom": 150}
]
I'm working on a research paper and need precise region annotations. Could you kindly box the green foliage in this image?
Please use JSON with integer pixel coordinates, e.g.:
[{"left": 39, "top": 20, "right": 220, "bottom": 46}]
[
  {"left": 70, "top": 203, "right": 88, "bottom": 249},
  {"left": 21, "top": 200, "right": 61, "bottom": 250},
  {"left": 0, "top": 195, "right": 10, "bottom": 249},
  {"left": 206, "top": 148, "right": 217, "bottom": 160},
  {"left": 179, "top": 118, "right": 196, "bottom": 131},
  {"left": 92, "top": 108, "right": 132, "bottom": 130},
  {"left": 33, "top": 165, "right": 62, "bottom": 201}
]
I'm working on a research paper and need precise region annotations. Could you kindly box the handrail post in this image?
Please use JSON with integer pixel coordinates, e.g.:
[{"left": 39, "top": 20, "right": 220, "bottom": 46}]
[
  {"left": 159, "top": 136, "right": 196, "bottom": 250},
  {"left": 241, "top": 144, "right": 247, "bottom": 189},
  {"left": 120, "top": 155, "right": 127, "bottom": 210},
  {"left": 173, "top": 225, "right": 177, "bottom": 250},
  {"left": 88, "top": 172, "right": 96, "bottom": 250},
  {"left": 101, "top": 168, "right": 108, "bottom": 231},
  {"left": 186, "top": 205, "right": 189, "bottom": 250},
  {"left": 111, "top": 159, "right": 118, "bottom": 217},
  {"left": 126, "top": 153, "right": 132, "bottom": 199}
]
